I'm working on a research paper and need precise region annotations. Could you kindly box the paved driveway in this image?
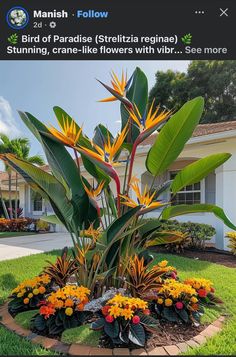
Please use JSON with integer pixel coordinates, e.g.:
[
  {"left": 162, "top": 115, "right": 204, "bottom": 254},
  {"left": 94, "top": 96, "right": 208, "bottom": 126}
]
[{"left": 0, "top": 233, "right": 72, "bottom": 261}]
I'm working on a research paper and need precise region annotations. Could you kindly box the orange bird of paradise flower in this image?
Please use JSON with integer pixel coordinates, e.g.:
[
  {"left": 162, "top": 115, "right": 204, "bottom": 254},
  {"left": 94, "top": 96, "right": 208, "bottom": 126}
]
[
  {"left": 77, "top": 126, "right": 128, "bottom": 216},
  {"left": 126, "top": 102, "right": 171, "bottom": 190},
  {"left": 98, "top": 71, "right": 133, "bottom": 109},
  {"left": 127, "top": 100, "right": 171, "bottom": 141},
  {"left": 77, "top": 125, "right": 128, "bottom": 170},
  {"left": 83, "top": 181, "right": 105, "bottom": 199},
  {"left": 47, "top": 116, "right": 82, "bottom": 147},
  {"left": 120, "top": 177, "right": 167, "bottom": 214}
]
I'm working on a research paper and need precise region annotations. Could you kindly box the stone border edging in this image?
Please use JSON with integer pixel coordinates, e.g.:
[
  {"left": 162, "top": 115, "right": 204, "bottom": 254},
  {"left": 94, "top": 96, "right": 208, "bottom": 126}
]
[{"left": 0, "top": 302, "right": 225, "bottom": 356}]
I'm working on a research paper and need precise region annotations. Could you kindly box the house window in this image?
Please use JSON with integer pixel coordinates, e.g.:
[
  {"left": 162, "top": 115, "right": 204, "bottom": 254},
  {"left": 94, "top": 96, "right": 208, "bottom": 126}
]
[
  {"left": 170, "top": 171, "right": 201, "bottom": 205},
  {"left": 32, "top": 192, "right": 43, "bottom": 212}
]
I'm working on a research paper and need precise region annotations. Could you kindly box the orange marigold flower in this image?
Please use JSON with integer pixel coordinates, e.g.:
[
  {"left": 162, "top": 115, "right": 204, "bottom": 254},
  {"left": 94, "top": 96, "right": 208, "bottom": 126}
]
[
  {"left": 77, "top": 303, "right": 84, "bottom": 311},
  {"left": 65, "top": 299, "right": 74, "bottom": 307},
  {"left": 38, "top": 286, "right": 46, "bottom": 295},
  {"left": 23, "top": 298, "right": 29, "bottom": 304},
  {"left": 40, "top": 304, "right": 55, "bottom": 319},
  {"left": 191, "top": 303, "right": 199, "bottom": 311},
  {"left": 165, "top": 298, "right": 173, "bottom": 307}
]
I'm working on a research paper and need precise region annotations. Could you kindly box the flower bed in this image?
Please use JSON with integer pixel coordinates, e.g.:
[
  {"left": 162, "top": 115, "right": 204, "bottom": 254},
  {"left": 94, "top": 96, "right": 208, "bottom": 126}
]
[
  {"left": 7, "top": 258, "right": 223, "bottom": 350},
  {"left": 2, "top": 67, "right": 232, "bottom": 351}
]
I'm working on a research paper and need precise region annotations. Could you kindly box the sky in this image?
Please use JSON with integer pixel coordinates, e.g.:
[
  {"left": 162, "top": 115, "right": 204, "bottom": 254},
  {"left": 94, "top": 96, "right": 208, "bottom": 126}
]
[{"left": 0, "top": 60, "right": 189, "bottom": 168}]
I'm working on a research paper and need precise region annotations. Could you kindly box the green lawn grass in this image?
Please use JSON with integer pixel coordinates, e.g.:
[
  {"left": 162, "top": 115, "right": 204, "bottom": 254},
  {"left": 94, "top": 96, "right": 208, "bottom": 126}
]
[
  {"left": 0, "top": 251, "right": 235, "bottom": 355},
  {"left": 0, "top": 232, "right": 36, "bottom": 239},
  {"left": 14, "top": 310, "right": 38, "bottom": 330},
  {"left": 0, "top": 326, "right": 57, "bottom": 355},
  {"left": 61, "top": 324, "right": 101, "bottom": 345}
]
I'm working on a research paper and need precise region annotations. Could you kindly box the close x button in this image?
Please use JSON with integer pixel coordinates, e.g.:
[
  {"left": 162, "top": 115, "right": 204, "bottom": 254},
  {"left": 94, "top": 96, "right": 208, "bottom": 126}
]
[{"left": 219, "top": 8, "right": 229, "bottom": 17}]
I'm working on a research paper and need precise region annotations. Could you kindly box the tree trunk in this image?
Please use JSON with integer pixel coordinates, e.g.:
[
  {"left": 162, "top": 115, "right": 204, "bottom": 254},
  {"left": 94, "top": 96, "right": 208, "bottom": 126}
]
[
  {"left": 15, "top": 173, "right": 18, "bottom": 218},
  {"left": 0, "top": 186, "right": 9, "bottom": 219},
  {"left": 8, "top": 170, "right": 13, "bottom": 219}
]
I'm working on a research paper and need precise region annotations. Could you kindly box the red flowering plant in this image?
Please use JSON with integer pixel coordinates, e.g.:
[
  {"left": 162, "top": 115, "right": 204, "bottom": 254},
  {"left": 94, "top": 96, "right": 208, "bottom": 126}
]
[
  {"left": 31, "top": 285, "right": 92, "bottom": 336},
  {"left": 150, "top": 279, "right": 203, "bottom": 325},
  {"left": 8, "top": 274, "right": 52, "bottom": 314},
  {"left": 184, "top": 278, "right": 223, "bottom": 306},
  {"left": 91, "top": 294, "right": 159, "bottom": 347}
]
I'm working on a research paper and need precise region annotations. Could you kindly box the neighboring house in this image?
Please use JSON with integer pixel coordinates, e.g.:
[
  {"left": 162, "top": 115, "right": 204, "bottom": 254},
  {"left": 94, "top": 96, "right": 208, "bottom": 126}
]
[
  {"left": 15, "top": 121, "right": 236, "bottom": 250},
  {"left": 0, "top": 171, "right": 18, "bottom": 200}
]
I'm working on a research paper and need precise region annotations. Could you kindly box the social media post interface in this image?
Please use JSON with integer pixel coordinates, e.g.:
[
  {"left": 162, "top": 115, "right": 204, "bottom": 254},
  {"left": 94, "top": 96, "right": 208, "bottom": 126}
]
[{"left": 0, "top": 0, "right": 235, "bottom": 60}]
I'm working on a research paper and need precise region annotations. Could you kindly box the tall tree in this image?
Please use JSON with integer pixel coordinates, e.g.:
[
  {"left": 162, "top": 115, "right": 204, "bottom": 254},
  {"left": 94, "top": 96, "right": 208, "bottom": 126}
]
[
  {"left": 149, "top": 60, "right": 236, "bottom": 123},
  {"left": 0, "top": 135, "right": 45, "bottom": 218}
]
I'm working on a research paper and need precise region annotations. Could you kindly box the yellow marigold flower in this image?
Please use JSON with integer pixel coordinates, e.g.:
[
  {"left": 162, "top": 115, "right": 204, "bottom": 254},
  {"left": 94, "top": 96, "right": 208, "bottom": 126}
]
[
  {"left": 134, "top": 298, "right": 148, "bottom": 310},
  {"left": 109, "top": 305, "right": 122, "bottom": 318},
  {"left": 107, "top": 294, "right": 126, "bottom": 307},
  {"left": 122, "top": 308, "right": 134, "bottom": 320},
  {"left": 184, "top": 278, "right": 213, "bottom": 293},
  {"left": 165, "top": 298, "right": 173, "bottom": 307},
  {"left": 33, "top": 289, "right": 39, "bottom": 295},
  {"left": 38, "top": 286, "right": 46, "bottom": 294},
  {"left": 157, "top": 298, "right": 164, "bottom": 304},
  {"left": 28, "top": 293, "right": 33, "bottom": 299},
  {"left": 190, "top": 297, "right": 198, "bottom": 303},
  {"left": 65, "top": 299, "right": 74, "bottom": 307},
  {"left": 158, "top": 260, "right": 168, "bottom": 268},
  {"left": 23, "top": 298, "right": 29, "bottom": 304},
  {"left": 65, "top": 307, "right": 73, "bottom": 316},
  {"left": 17, "top": 293, "right": 23, "bottom": 298}
]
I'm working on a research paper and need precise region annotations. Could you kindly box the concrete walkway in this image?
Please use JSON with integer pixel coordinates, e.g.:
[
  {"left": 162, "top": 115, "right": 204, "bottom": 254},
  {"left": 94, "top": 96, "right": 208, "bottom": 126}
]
[{"left": 0, "top": 233, "right": 72, "bottom": 261}]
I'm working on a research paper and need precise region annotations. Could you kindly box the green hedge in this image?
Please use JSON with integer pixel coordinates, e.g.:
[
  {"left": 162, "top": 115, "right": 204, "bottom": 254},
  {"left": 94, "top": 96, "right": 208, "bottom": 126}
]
[{"left": 143, "top": 219, "right": 216, "bottom": 250}]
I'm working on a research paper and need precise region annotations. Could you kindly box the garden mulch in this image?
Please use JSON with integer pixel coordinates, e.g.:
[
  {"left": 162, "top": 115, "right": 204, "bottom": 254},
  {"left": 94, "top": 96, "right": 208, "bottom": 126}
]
[
  {"left": 177, "top": 249, "right": 236, "bottom": 268},
  {"left": 154, "top": 247, "right": 236, "bottom": 268},
  {"left": 146, "top": 321, "right": 205, "bottom": 348}
]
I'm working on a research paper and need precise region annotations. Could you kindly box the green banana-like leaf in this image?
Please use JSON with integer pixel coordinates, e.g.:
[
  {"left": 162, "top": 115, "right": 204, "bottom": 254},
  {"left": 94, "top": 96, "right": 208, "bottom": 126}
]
[
  {"left": 18, "top": 110, "right": 91, "bottom": 227},
  {"left": 145, "top": 231, "right": 184, "bottom": 247},
  {"left": 93, "top": 124, "right": 114, "bottom": 148},
  {"left": 162, "top": 204, "right": 236, "bottom": 230},
  {"left": 155, "top": 180, "right": 173, "bottom": 198},
  {"left": 105, "top": 206, "right": 141, "bottom": 267},
  {"left": 41, "top": 215, "right": 63, "bottom": 225},
  {"left": 18, "top": 111, "right": 50, "bottom": 143},
  {"left": 146, "top": 97, "right": 204, "bottom": 176},
  {"left": 39, "top": 132, "right": 90, "bottom": 226},
  {"left": 5, "top": 154, "right": 74, "bottom": 225},
  {"left": 139, "top": 219, "right": 162, "bottom": 238},
  {"left": 121, "top": 67, "right": 148, "bottom": 143},
  {"left": 171, "top": 153, "right": 231, "bottom": 194}
]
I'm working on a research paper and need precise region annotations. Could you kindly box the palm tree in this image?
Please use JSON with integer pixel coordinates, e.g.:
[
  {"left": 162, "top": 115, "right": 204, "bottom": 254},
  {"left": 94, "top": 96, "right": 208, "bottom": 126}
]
[{"left": 0, "top": 135, "right": 45, "bottom": 218}]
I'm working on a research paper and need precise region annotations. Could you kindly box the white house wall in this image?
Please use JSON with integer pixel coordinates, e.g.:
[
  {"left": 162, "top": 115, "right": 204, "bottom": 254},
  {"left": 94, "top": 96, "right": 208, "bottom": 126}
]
[{"left": 131, "top": 137, "right": 236, "bottom": 250}]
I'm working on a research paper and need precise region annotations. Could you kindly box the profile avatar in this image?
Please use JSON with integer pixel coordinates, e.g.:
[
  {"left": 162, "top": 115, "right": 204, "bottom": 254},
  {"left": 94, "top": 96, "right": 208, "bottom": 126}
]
[{"left": 7, "top": 7, "right": 29, "bottom": 30}]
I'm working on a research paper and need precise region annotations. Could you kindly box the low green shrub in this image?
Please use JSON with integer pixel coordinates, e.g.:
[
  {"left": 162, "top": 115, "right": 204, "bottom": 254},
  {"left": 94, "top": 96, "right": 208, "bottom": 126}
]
[{"left": 142, "top": 219, "right": 216, "bottom": 250}]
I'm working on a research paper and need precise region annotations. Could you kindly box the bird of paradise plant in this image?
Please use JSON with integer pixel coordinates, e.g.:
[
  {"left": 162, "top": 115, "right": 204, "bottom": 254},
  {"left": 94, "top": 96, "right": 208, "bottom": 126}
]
[{"left": 2, "top": 67, "right": 236, "bottom": 297}]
